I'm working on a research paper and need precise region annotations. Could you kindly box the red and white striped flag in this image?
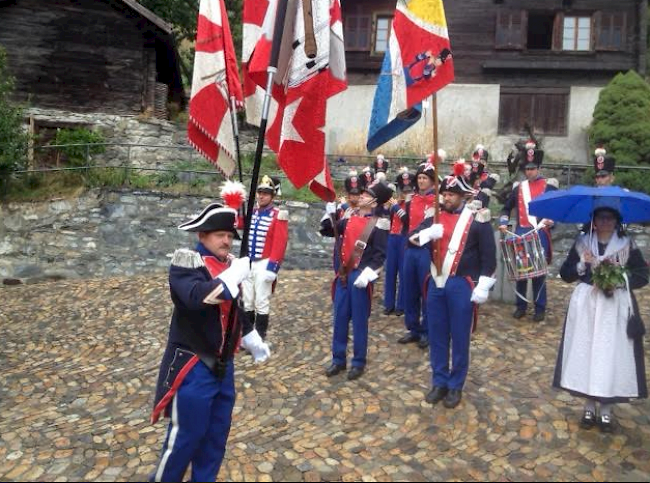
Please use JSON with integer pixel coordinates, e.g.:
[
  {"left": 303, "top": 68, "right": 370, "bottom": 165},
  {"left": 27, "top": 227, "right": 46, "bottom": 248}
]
[
  {"left": 188, "top": 0, "right": 244, "bottom": 177},
  {"left": 242, "top": 0, "right": 346, "bottom": 201}
]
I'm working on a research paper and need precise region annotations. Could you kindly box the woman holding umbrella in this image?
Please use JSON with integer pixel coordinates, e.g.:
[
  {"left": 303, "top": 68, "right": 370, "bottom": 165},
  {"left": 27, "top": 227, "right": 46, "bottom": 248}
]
[{"left": 553, "top": 206, "right": 648, "bottom": 432}]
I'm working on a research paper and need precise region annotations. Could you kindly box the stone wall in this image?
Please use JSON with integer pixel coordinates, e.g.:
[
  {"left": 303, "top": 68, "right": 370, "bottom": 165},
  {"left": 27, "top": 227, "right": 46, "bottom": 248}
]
[{"left": 1, "top": 190, "right": 649, "bottom": 285}]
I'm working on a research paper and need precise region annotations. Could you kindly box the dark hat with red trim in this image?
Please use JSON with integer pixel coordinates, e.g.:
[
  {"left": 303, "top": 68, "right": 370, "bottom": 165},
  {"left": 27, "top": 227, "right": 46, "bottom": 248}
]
[
  {"left": 344, "top": 170, "right": 362, "bottom": 195},
  {"left": 593, "top": 147, "right": 615, "bottom": 176},
  {"left": 257, "top": 175, "right": 282, "bottom": 196},
  {"left": 373, "top": 154, "right": 390, "bottom": 174},
  {"left": 396, "top": 167, "right": 416, "bottom": 193},
  {"left": 519, "top": 140, "right": 544, "bottom": 170},
  {"left": 178, "top": 203, "right": 240, "bottom": 239},
  {"left": 440, "top": 162, "right": 476, "bottom": 195},
  {"left": 360, "top": 166, "right": 375, "bottom": 187}
]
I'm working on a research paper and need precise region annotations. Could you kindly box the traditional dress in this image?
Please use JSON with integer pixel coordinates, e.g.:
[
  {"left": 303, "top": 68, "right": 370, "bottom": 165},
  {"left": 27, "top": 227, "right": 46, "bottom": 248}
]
[{"left": 554, "top": 233, "right": 648, "bottom": 403}]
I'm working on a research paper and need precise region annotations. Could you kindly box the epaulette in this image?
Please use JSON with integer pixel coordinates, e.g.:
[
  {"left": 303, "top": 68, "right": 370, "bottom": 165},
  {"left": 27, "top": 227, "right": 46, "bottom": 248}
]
[
  {"left": 489, "top": 173, "right": 501, "bottom": 183},
  {"left": 547, "top": 178, "right": 559, "bottom": 189},
  {"left": 277, "top": 209, "right": 289, "bottom": 221},
  {"left": 171, "top": 249, "right": 205, "bottom": 269},
  {"left": 376, "top": 218, "right": 390, "bottom": 231},
  {"left": 467, "top": 199, "right": 483, "bottom": 212},
  {"left": 475, "top": 208, "right": 492, "bottom": 223},
  {"left": 513, "top": 181, "right": 521, "bottom": 189}
]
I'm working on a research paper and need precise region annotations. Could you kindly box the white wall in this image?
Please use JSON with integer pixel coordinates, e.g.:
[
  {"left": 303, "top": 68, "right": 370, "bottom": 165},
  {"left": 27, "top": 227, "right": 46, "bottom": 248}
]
[{"left": 325, "top": 84, "right": 603, "bottom": 164}]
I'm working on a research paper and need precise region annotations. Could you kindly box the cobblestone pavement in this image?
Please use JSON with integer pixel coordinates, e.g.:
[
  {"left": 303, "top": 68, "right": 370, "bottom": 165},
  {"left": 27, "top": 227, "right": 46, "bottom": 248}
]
[{"left": 1, "top": 272, "right": 649, "bottom": 482}]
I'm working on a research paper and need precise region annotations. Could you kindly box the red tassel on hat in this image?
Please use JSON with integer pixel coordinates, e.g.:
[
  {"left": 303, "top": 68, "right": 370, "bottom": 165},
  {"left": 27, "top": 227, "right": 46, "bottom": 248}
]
[{"left": 453, "top": 160, "right": 466, "bottom": 177}]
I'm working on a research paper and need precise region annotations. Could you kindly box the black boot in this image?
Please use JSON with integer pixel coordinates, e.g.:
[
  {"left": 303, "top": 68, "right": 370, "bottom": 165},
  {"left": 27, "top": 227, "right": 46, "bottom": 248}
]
[
  {"left": 256, "top": 314, "right": 270, "bottom": 340},
  {"left": 242, "top": 311, "right": 256, "bottom": 336}
]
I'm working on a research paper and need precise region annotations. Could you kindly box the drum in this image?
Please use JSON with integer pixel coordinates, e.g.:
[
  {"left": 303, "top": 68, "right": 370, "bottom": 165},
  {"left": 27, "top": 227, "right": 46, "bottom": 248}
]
[{"left": 500, "top": 230, "right": 548, "bottom": 281}]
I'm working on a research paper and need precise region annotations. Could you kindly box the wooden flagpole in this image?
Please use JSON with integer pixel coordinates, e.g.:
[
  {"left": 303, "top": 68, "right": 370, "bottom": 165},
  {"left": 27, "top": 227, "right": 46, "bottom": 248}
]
[{"left": 432, "top": 94, "right": 442, "bottom": 275}]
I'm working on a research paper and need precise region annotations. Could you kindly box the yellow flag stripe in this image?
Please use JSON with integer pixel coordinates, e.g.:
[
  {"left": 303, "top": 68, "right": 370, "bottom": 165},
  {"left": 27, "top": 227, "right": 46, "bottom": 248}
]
[{"left": 402, "top": 0, "right": 448, "bottom": 29}]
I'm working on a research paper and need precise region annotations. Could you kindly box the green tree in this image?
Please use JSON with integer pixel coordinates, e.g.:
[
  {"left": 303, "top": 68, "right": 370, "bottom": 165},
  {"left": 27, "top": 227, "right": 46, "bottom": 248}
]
[
  {"left": 0, "top": 46, "right": 28, "bottom": 179},
  {"left": 139, "top": 0, "right": 243, "bottom": 87},
  {"left": 588, "top": 70, "right": 650, "bottom": 192}
]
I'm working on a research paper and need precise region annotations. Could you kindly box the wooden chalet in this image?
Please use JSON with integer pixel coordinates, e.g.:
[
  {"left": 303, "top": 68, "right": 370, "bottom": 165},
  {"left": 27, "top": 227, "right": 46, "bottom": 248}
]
[
  {"left": 0, "top": 0, "right": 185, "bottom": 117},
  {"left": 331, "top": 0, "right": 648, "bottom": 160}
]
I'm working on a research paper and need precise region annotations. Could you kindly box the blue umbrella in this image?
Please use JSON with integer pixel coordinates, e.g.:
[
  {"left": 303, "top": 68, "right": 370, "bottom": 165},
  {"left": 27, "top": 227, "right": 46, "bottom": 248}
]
[{"left": 528, "top": 185, "right": 650, "bottom": 224}]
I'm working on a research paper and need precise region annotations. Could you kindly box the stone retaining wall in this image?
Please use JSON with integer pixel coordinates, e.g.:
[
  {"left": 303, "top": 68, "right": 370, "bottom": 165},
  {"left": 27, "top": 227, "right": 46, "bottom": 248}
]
[{"left": 1, "top": 190, "right": 649, "bottom": 285}]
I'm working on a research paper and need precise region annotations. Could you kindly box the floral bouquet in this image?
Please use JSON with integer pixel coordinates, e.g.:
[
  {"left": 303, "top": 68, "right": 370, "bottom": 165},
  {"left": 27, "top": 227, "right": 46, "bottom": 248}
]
[{"left": 591, "top": 260, "right": 627, "bottom": 298}]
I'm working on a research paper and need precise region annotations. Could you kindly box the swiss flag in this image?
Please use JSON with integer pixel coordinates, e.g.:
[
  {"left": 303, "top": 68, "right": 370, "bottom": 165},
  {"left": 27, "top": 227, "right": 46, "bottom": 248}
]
[
  {"left": 242, "top": 0, "right": 346, "bottom": 201},
  {"left": 188, "top": 0, "right": 243, "bottom": 176}
]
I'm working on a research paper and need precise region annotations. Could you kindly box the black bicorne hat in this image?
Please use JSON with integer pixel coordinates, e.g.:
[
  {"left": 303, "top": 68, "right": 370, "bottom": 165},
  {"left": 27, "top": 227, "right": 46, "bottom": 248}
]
[
  {"left": 178, "top": 203, "right": 241, "bottom": 239},
  {"left": 364, "top": 181, "right": 394, "bottom": 206},
  {"left": 416, "top": 161, "right": 437, "bottom": 181},
  {"left": 439, "top": 175, "right": 475, "bottom": 196},
  {"left": 520, "top": 147, "right": 544, "bottom": 170}
]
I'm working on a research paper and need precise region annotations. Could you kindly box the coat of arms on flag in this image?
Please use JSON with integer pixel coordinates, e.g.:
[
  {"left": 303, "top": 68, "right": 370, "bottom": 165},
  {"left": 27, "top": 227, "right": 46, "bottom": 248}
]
[
  {"left": 243, "top": 0, "right": 347, "bottom": 201},
  {"left": 367, "top": 0, "right": 454, "bottom": 152},
  {"left": 188, "top": 0, "right": 244, "bottom": 177}
]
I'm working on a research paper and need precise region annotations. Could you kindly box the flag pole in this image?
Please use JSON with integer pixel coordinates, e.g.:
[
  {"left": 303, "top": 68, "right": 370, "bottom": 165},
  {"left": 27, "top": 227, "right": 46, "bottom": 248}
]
[
  {"left": 432, "top": 93, "right": 442, "bottom": 275},
  {"left": 240, "top": 0, "right": 290, "bottom": 258},
  {"left": 229, "top": 96, "right": 244, "bottom": 183}
]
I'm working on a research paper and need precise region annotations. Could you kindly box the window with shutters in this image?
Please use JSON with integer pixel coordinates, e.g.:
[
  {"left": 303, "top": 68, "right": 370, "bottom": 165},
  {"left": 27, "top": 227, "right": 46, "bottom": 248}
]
[
  {"left": 372, "top": 15, "right": 393, "bottom": 55},
  {"left": 344, "top": 14, "right": 371, "bottom": 51},
  {"left": 527, "top": 12, "right": 555, "bottom": 50},
  {"left": 563, "top": 16, "right": 592, "bottom": 51},
  {"left": 495, "top": 10, "right": 527, "bottom": 50},
  {"left": 498, "top": 89, "right": 569, "bottom": 137},
  {"left": 595, "top": 12, "right": 626, "bottom": 51}
]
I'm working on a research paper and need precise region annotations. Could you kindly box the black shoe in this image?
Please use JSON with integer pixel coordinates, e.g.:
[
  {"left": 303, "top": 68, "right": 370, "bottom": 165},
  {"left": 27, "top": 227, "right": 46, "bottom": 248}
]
[
  {"left": 417, "top": 338, "right": 429, "bottom": 350},
  {"left": 383, "top": 307, "right": 395, "bottom": 316},
  {"left": 425, "top": 386, "right": 448, "bottom": 405},
  {"left": 443, "top": 389, "right": 463, "bottom": 409},
  {"left": 580, "top": 410, "right": 597, "bottom": 430},
  {"left": 398, "top": 333, "right": 420, "bottom": 344},
  {"left": 533, "top": 312, "right": 545, "bottom": 323},
  {"left": 395, "top": 309, "right": 404, "bottom": 317},
  {"left": 347, "top": 366, "right": 364, "bottom": 380},
  {"left": 599, "top": 414, "right": 614, "bottom": 433},
  {"left": 513, "top": 308, "right": 527, "bottom": 319},
  {"left": 325, "top": 363, "right": 346, "bottom": 377}
]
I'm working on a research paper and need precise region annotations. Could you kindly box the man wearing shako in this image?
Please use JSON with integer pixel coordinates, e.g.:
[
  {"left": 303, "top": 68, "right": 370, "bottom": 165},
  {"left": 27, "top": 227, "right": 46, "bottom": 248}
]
[
  {"left": 241, "top": 175, "right": 289, "bottom": 341},
  {"left": 499, "top": 141, "right": 558, "bottom": 322},
  {"left": 374, "top": 154, "right": 390, "bottom": 175},
  {"left": 397, "top": 154, "right": 440, "bottom": 349},
  {"left": 383, "top": 167, "right": 415, "bottom": 316},
  {"left": 467, "top": 144, "right": 500, "bottom": 208},
  {"left": 321, "top": 170, "right": 363, "bottom": 273},
  {"left": 593, "top": 146, "right": 616, "bottom": 187},
  {"left": 325, "top": 181, "right": 392, "bottom": 381},
  {"left": 410, "top": 166, "right": 497, "bottom": 409},
  {"left": 150, "top": 203, "right": 270, "bottom": 482}
]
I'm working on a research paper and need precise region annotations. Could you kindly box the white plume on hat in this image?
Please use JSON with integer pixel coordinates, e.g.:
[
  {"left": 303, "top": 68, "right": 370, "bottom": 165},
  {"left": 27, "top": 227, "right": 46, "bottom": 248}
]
[
  {"left": 595, "top": 147, "right": 607, "bottom": 156},
  {"left": 525, "top": 140, "right": 536, "bottom": 150}
]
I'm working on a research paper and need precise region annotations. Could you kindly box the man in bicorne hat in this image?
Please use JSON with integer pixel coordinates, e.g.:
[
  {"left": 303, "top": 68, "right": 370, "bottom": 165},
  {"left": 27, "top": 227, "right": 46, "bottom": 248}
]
[
  {"left": 499, "top": 141, "right": 558, "bottom": 322},
  {"left": 241, "top": 175, "right": 289, "bottom": 342},
  {"left": 150, "top": 203, "right": 270, "bottom": 482},
  {"left": 325, "top": 181, "right": 392, "bottom": 381},
  {"left": 593, "top": 146, "right": 616, "bottom": 187},
  {"left": 410, "top": 171, "right": 496, "bottom": 409}
]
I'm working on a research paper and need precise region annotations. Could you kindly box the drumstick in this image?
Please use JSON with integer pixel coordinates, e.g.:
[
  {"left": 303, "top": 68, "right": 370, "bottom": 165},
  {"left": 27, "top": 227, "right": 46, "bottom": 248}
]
[{"left": 301, "top": 0, "right": 318, "bottom": 59}]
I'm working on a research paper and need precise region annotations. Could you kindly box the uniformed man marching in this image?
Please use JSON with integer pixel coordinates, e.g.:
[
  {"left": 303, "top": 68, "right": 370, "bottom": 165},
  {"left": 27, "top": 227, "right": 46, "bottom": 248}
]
[
  {"left": 325, "top": 181, "right": 392, "bottom": 381},
  {"left": 150, "top": 203, "right": 270, "bottom": 482},
  {"left": 410, "top": 173, "right": 497, "bottom": 409}
]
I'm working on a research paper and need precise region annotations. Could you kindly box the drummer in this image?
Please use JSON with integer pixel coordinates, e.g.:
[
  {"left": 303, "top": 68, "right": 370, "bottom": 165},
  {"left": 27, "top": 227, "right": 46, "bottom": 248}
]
[{"left": 498, "top": 141, "right": 558, "bottom": 322}]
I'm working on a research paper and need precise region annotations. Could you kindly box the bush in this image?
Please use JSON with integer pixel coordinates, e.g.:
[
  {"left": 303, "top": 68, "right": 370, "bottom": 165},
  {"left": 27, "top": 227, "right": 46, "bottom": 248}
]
[
  {"left": 588, "top": 71, "right": 650, "bottom": 192},
  {"left": 0, "top": 47, "right": 28, "bottom": 185},
  {"left": 53, "top": 128, "right": 106, "bottom": 167}
]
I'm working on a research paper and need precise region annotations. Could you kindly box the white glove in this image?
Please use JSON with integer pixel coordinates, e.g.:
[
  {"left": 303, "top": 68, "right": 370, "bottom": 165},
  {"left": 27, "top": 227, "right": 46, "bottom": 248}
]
[
  {"left": 353, "top": 267, "right": 379, "bottom": 289},
  {"left": 470, "top": 276, "right": 497, "bottom": 305},
  {"left": 217, "top": 256, "right": 251, "bottom": 298},
  {"left": 418, "top": 224, "right": 444, "bottom": 246},
  {"left": 241, "top": 329, "right": 271, "bottom": 363},
  {"left": 261, "top": 270, "right": 277, "bottom": 283},
  {"left": 325, "top": 202, "right": 337, "bottom": 215}
]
